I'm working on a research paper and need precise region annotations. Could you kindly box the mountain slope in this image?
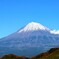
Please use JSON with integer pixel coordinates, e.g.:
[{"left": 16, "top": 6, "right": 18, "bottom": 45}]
[
  {"left": 0, "top": 22, "right": 59, "bottom": 57},
  {"left": 31, "top": 48, "right": 59, "bottom": 59}
]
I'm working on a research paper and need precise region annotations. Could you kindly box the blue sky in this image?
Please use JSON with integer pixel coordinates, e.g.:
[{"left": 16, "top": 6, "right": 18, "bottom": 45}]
[{"left": 0, "top": 0, "right": 59, "bottom": 38}]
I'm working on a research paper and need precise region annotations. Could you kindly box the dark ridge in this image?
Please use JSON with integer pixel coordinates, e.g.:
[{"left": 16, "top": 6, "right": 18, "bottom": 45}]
[
  {"left": 1, "top": 54, "right": 29, "bottom": 59},
  {"left": 48, "top": 48, "right": 59, "bottom": 54},
  {"left": 31, "top": 48, "right": 59, "bottom": 59}
]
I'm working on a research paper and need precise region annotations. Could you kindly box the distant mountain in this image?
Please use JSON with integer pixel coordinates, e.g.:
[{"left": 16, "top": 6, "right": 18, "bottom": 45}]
[{"left": 0, "top": 22, "right": 59, "bottom": 57}]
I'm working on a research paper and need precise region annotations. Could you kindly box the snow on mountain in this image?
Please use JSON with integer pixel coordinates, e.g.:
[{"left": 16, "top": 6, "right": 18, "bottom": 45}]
[
  {"left": 0, "top": 22, "right": 59, "bottom": 57},
  {"left": 18, "top": 22, "right": 50, "bottom": 33},
  {"left": 50, "top": 30, "right": 59, "bottom": 34}
]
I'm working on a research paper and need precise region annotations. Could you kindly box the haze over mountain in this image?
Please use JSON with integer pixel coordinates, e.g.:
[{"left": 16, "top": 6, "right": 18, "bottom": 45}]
[{"left": 0, "top": 22, "right": 59, "bottom": 57}]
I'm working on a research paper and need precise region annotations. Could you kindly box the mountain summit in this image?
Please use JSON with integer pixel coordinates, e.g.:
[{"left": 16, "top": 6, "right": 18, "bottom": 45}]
[{"left": 18, "top": 22, "right": 50, "bottom": 33}]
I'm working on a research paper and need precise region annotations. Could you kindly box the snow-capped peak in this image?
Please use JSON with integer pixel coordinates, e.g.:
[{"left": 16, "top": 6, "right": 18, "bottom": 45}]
[
  {"left": 18, "top": 22, "right": 50, "bottom": 33},
  {"left": 50, "top": 30, "right": 59, "bottom": 34}
]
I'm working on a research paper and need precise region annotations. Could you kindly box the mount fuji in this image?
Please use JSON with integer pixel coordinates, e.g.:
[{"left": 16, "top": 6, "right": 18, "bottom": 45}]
[{"left": 0, "top": 22, "right": 59, "bottom": 57}]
